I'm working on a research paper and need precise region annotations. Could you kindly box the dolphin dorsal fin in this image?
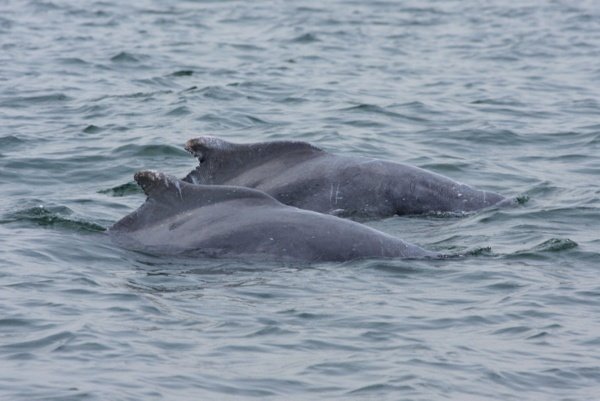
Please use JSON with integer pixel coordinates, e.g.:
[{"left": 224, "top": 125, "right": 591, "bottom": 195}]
[
  {"left": 135, "top": 170, "right": 281, "bottom": 207},
  {"left": 185, "top": 136, "right": 324, "bottom": 162},
  {"left": 184, "top": 136, "right": 238, "bottom": 162},
  {"left": 183, "top": 137, "right": 326, "bottom": 185}
]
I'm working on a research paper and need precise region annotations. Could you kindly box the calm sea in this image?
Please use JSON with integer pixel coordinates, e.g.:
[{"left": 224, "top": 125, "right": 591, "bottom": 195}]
[{"left": 1, "top": 1, "right": 599, "bottom": 400}]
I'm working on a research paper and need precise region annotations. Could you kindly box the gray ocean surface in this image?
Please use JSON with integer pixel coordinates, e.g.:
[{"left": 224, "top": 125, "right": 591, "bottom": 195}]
[{"left": 1, "top": 0, "right": 600, "bottom": 400}]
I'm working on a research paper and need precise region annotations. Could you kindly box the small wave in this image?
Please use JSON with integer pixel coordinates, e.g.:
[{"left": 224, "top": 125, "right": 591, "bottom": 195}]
[
  {"left": 93, "top": 90, "right": 172, "bottom": 101},
  {"left": 132, "top": 77, "right": 178, "bottom": 88},
  {"left": 504, "top": 238, "right": 579, "bottom": 260},
  {"left": 228, "top": 43, "right": 266, "bottom": 51},
  {"left": 82, "top": 124, "right": 103, "bottom": 134},
  {"left": 1, "top": 330, "right": 75, "bottom": 352},
  {"left": 291, "top": 33, "right": 320, "bottom": 43},
  {"left": 281, "top": 96, "right": 307, "bottom": 104},
  {"left": 393, "top": 100, "right": 444, "bottom": 116},
  {"left": 196, "top": 112, "right": 274, "bottom": 128},
  {"left": 110, "top": 51, "right": 140, "bottom": 63},
  {"left": 0, "top": 93, "right": 71, "bottom": 108},
  {"left": 200, "top": 85, "right": 242, "bottom": 100},
  {"left": 431, "top": 246, "right": 494, "bottom": 259},
  {"left": 169, "top": 70, "right": 194, "bottom": 77},
  {"left": 341, "top": 103, "right": 427, "bottom": 122},
  {"left": 471, "top": 97, "right": 526, "bottom": 107},
  {"left": 183, "top": 85, "right": 246, "bottom": 101},
  {"left": 27, "top": 0, "right": 62, "bottom": 12},
  {"left": 348, "top": 383, "right": 414, "bottom": 395},
  {"left": 295, "top": 6, "right": 325, "bottom": 13},
  {"left": 466, "top": 246, "right": 494, "bottom": 257},
  {"left": 416, "top": 245, "right": 496, "bottom": 259},
  {"left": 98, "top": 182, "right": 142, "bottom": 197},
  {"left": 448, "top": 129, "right": 524, "bottom": 146},
  {"left": 165, "top": 106, "right": 191, "bottom": 116},
  {"left": 57, "top": 57, "right": 89, "bottom": 66},
  {"left": 0, "top": 16, "right": 13, "bottom": 30},
  {"left": 112, "top": 144, "right": 187, "bottom": 158},
  {"left": 0, "top": 135, "right": 25, "bottom": 148},
  {"left": 1, "top": 206, "right": 106, "bottom": 233},
  {"left": 530, "top": 238, "right": 578, "bottom": 253},
  {"left": 420, "top": 210, "right": 471, "bottom": 218}
]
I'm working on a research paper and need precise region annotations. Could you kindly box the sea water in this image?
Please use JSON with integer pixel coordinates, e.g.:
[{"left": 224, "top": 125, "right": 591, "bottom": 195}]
[{"left": 1, "top": 1, "right": 599, "bottom": 400}]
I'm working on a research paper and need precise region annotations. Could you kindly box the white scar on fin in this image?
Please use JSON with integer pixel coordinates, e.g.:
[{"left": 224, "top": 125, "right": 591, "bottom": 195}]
[
  {"left": 140, "top": 170, "right": 182, "bottom": 199},
  {"left": 200, "top": 136, "right": 229, "bottom": 149},
  {"left": 329, "top": 183, "right": 334, "bottom": 204},
  {"left": 174, "top": 180, "right": 183, "bottom": 199}
]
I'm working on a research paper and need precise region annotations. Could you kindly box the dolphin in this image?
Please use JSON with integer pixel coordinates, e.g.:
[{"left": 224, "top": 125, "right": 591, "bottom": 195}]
[
  {"left": 108, "top": 171, "right": 439, "bottom": 262},
  {"left": 183, "top": 136, "right": 508, "bottom": 219}
]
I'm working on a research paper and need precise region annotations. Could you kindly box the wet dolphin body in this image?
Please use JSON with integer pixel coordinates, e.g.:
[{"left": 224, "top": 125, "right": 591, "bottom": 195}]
[
  {"left": 108, "top": 171, "right": 438, "bottom": 262},
  {"left": 183, "top": 137, "right": 507, "bottom": 219}
]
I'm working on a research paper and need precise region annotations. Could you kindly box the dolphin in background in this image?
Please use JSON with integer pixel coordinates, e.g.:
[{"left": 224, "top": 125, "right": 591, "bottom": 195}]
[{"left": 183, "top": 136, "right": 508, "bottom": 219}]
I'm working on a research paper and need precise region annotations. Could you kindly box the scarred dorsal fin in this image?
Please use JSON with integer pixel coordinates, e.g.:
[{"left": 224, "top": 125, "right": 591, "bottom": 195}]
[
  {"left": 111, "top": 170, "right": 282, "bottom": 233},
  {"left": 135, "top": 170, "right": 281, "bottom": 207},
  {"left": 183, "top": 136, "right": 326, "bottom": 185},
  {"left": 184, "top": 136, "right": 324, "bottom": 161},
  {"left": 184, "top": 136, "right": 238, "bottom": 162},
  {"left": 135, "top": 170, "right": 180, "bottom": 198}
]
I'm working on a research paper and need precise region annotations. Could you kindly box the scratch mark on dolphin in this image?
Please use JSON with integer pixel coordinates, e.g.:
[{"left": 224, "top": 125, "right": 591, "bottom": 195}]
[
  {"left": 175, "top": 181, "right": 183, "bottom": 199},
  {"left": 329, "top": 183, "right": 334, "bottom": 205}
]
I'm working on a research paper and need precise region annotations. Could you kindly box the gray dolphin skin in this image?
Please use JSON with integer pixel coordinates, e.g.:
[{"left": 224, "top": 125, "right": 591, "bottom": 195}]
[
  {"left": 108, "top": 171, "right": 438, "bottom": 262},
  {"left": 183, "top": 136, "right": 507, "bottom": 218}
]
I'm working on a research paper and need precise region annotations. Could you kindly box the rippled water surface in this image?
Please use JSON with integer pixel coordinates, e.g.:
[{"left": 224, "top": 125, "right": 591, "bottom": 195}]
[{"left": 2, "top": 0, "right": 600, "bottom": 400}]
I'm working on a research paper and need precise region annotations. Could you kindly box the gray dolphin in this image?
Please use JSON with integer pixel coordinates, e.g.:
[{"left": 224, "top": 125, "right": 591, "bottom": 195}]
[
  {"left": 108, "top": 171, "right": 438, "bottom": 262},
  {"left": 183, "top": 136, "right": 508, "bottom": 219}
]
